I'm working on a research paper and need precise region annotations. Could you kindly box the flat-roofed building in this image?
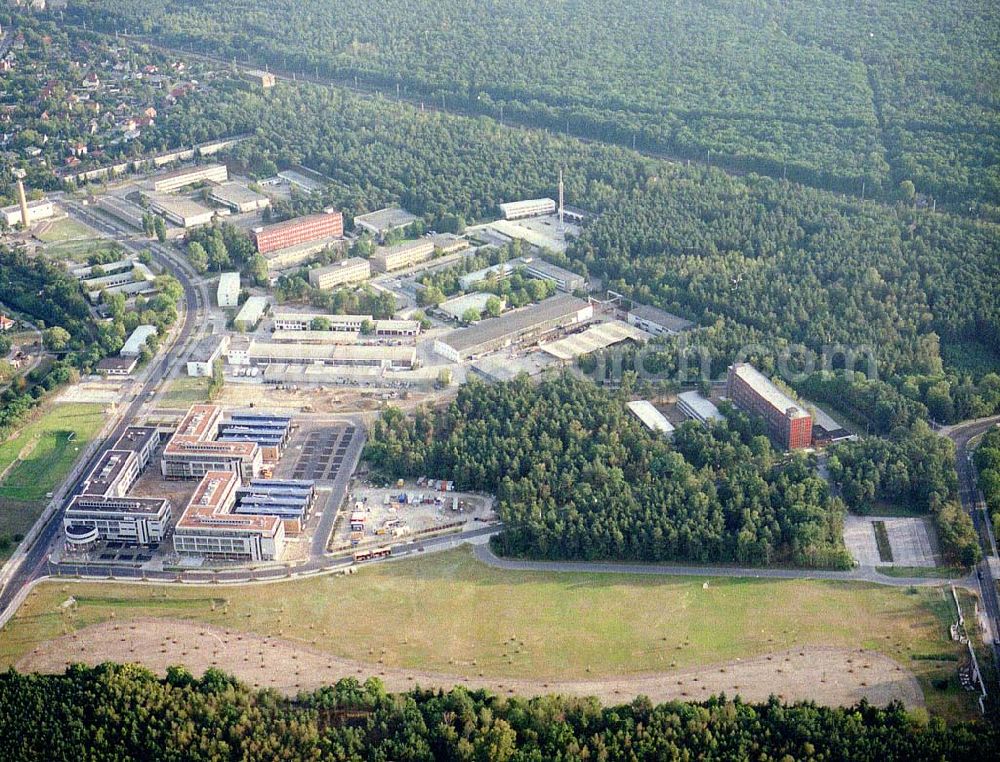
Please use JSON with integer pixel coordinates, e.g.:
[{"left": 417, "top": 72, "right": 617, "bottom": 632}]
[
  {"left": 235, "top": 478, "right": 315, "bottom": 534},
  {"left": 726, "top": 363, "right": 813, "bottom": 450},
  {"left": 273, "top": 312, "right": 370, "bottom": 332},
  {"left": 173, "top": 471, "right": 284, "bottom": 561},
  {"left": 64, "top": 495, "right": 171, "bottom": 546},
  {"left": 270, "top": 329, "right": 361, "bottom": 344},
  {"left": 438, "top": 292, "right": 505, "bottom": 323},
  {"left": 217, "top": 412, "right": 293, "bottom": 452},
  {"left": 209, "top": 182, "right": 270, "bottom": 213},
  {"left": 234, "top": 296, "right": 268, "bottom": 330},
  {"left": 112, "top": 426, "right": 160, "bottom": 471},
  {"left": 120, "top": 324, "right": 157, "bottom": 357},
  {"left": 1, "top": 198, "right": 55, "bottom": 227},
  {"left": 144, "top": 192, "right": 215, "bottom": 228},
  {"left": 676, "top": 391, "right": 724, "bottom": 425},
  {"left": 499, "top": 198, "right": 556, "bottom": 220},
  {"left": 97, "top": 356, "right": 138, "bottom": 376},
  {"left": 95, "top": 195, "right": 144, "bottom": 229},
  {"left": 516, "top": 256, "right": 586, "bottom": 293},
  {"left": 80, "top": 449, "right": 141, "bottom": 499},
  {"left": 430, "top": 234, "right": 470, "bottom": 255},
  {"left": 627, "top": 400, "right": 675, "bottom": 437},
  {"left": 252, "top": 209, "right": 343, "bottom": 254},
  {"left": 458, "top": 262, "right": 517, "bottom": 291},
  {"left": 433, "top": 294, "right": 593, "bottom": 362},
  {"left": 374, "top": 319, "right": 420, "bottom": 337},
  {"left": 145, "top": 163, "right": 228, "bottom": 193},
  {"left": 63, "top": 426, "right": 167, "bottom": 546},
  {"left": 353, "top": 206, "right": 417, "bottom": 241},
  {"left": 370, "top": 239, "right": 435, "bottom": 273},
  {"left": 186, "top": 334, "right": 230, "bottom": 377},
  {"left": 247, "top": 341, "right": 416, "bottom": 370},
  {"left": 262, "top": 237, "right": 344, "bottom": 272},
  {"left": 243, "top": 69, "right": 276, "bottom": 89},
  {"left": 627, "top": 304, "right": 696, "bottom": 336},
  {"left": 72, "top": 258, "right": 136, "bottom": 280},
  {"left": 161, "top": 404, "right": 263, "bottom": 480},
  {"left": 217, "top": 271, "right": 240, "bottom": 307},
  {"left": 308, "top": 257, "right": 371, "bottom": 290}
]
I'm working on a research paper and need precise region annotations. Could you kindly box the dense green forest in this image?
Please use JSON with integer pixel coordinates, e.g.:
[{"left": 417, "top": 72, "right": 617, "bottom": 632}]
[
  {"left": 366, "top": 375, "right": 851, "bottom": 568},
  {"left": 0, "top": 665, "right": 994, "bottom": 761},
  {"left": 828, "top": 423, "right": 980, "bottom": 564},
  {"left": 64, "top": 0, "right": 999, "bottom": 209},
  {"left": 974, "top": 428, "right": 1000, "bottom": 541}
]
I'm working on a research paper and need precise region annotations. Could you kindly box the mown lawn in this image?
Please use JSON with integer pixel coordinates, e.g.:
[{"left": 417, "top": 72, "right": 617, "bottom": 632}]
[
  {"left": 0, "top": 403, "right": 105, "bottom": 535},
  {"left": 0, "top": 546, "right": 977, "bottom": 720}
]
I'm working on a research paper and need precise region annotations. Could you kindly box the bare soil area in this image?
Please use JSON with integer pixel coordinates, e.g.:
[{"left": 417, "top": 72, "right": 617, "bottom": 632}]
[{"left": 18, "top": 618, "right": 923, "bottom": 709}]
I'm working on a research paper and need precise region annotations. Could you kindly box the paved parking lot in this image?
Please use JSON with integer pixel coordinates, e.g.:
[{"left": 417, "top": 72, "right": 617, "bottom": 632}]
[
  {"left": 843, "top": 515, "right": 940, "bottom": 567},
  {"left": 286, "top": 424, "right": 355, "bottom": 482}
]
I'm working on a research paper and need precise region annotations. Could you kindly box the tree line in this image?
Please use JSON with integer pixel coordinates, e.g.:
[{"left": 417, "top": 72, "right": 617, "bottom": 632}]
[
  {"left": 0, "top": 664, "right": 994, "bottom": 760},
  {"left": 366, "top": 374, "right": 851, "bottom": 568},
  {"left": 828, "top": 423, "right": 980, "bottom": 564}
]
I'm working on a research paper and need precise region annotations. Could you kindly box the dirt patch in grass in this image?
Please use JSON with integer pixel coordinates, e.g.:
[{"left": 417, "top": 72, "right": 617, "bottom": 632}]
[{"left": 17, "top": 618, "right": 924, "bottom": 710}]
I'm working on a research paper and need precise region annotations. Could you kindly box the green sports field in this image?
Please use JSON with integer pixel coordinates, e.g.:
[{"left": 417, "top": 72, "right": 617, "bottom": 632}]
[{"left": 0, "top": 547, "right": 977, "bottom": 719}]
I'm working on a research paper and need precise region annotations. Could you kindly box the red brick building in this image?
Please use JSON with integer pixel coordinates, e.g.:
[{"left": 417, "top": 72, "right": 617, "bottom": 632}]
[
  {"left": 251, "top": 209, "right": 343, "bottom": 254},
  {"left": 726, "top": 363, "right": 813, "bottom": 450}
]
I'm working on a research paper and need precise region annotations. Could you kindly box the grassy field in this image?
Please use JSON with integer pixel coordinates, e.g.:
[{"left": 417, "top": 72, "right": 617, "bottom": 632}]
[
  {"left": 36, "top": 218, "right": 124, "bottom": 263},
  {"left": 157, "top": 376, "right": 211, "bottom": 407},
  {"left": 34, "top": 217, "right": 97, "bottom": 243},
  {"left": 0, "top": 547, "right": 977, "bottom": 719},
  {"left": 0, "top": 403, "right": 105, "bottom": 535}
]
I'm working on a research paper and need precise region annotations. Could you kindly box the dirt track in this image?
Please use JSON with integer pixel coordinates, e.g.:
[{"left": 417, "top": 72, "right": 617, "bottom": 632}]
[{"left": 17, "top": 618, "right": 924, "bottom": 708}]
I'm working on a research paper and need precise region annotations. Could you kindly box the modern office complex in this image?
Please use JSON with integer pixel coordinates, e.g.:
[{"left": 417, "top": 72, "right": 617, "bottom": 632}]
[
  {"left": 370, "top": 239, "right": 435, "bottom": 273},
  {"left": 252, "top": 209, "right": 343, "bottom": 254},
  {"left": 234, "top": 478, "right": 315, "bottom": 533},
  {"left": 63, "top": 427, "right": 171, "bottom": 547},
  {"left": 217, "top": 412, "right": 293, "bottom": 452},
  {"left": 499, "top": 198, "right": 557, "bottom": 220},
  {"left": 433, "top": 294, "right": 593, "bottom": 362},
  {"left": 161, "top": 405, "right": 263, "bottom": 480},
  {"left": 173, "top": 471, "right": 285, "bottom": 561},
  {"left": 145, "top": 163, "right": 228, "bottom": 193},
  {"left": 726, "top": 363, "right": 813, "bottom": 449}
]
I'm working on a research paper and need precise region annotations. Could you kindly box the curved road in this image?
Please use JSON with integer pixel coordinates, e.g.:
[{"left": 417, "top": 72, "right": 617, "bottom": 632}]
[
  {"left": 946, "top": 415, "right": 1000, "bottom": 689},
  {"left": 0, "top": 200, "right": 207, "bottom": 617}
]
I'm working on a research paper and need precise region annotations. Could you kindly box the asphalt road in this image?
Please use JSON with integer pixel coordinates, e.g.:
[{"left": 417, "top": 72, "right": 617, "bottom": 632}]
[
  {"left": 947, "top": 415, "right": 1000, "bottom": 688},
  {"left": 0, "top": 202, "right": 205, "bottom": 617},
  {"left": 472, "top": 543, "right": 972, "bottom": 587}
]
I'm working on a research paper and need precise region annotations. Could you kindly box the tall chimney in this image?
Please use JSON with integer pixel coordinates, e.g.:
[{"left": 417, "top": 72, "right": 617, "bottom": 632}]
[
  {"left": 558, "top": 169, "right": 564, "bottom": 226},
  {"left": 16, "top": 178, "right": 29, "bottom": 229}
]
